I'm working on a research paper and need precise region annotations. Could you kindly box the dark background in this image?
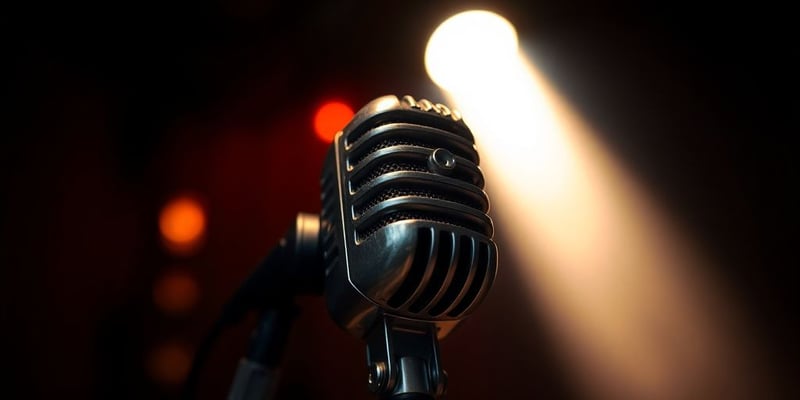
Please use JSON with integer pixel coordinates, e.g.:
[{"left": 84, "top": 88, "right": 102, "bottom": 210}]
[{"left": 2, "top": 0, "right": 796, "bottom": 399}]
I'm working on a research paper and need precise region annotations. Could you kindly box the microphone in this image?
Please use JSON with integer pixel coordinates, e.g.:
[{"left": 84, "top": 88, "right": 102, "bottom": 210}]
[
  {"left": 320, "top": 95, "right": 498, "bottom": 399},
  {"left": 192, "top": 94, "right": 496, "bottom": 400}
]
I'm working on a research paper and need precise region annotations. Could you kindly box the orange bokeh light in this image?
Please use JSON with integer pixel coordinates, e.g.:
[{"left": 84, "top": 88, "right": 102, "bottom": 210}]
[
  {"left": 147, "top": 342, "right": 192, "bottom": 386},
  {"left": 159, "top": 195, "right": 206, "bottom": 255},
  {"left": 153, "top": 269, "right": 200, "bottom": 314},
  {"left": 313, "top": 101, "right": 354, "bottom": 142}
]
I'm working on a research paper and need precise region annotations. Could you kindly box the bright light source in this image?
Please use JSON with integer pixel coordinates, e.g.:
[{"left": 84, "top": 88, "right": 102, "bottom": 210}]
[
  {"left": 426, "top": 10, "right": 572, "bottom": 195},
  {"left": 427, "top": 10, "right": 758, "bottom": 399},
  {"left": 314, "top": 101, "right": 354, "bottom": 143},
  {"left": 425, "top": 11, "right": 519, "bottom": 93},
  {"left": 159, "top": 195, "right": 206, "bottom": 255}
]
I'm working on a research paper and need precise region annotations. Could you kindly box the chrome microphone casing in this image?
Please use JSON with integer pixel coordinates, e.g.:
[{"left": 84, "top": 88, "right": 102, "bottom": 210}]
[{"left": 320, "top": 95, "right": 498, "bottom": 341}]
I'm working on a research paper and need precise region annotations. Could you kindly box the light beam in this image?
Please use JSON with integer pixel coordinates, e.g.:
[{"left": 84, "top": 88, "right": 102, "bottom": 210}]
[{"left": 426, "top": 10, "right": 758, "bottom": 399}]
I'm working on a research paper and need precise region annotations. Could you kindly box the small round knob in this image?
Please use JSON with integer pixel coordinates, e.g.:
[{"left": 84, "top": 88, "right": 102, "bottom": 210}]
[{"left": 428, "top": 148, "right": 456, "bottom": 174}]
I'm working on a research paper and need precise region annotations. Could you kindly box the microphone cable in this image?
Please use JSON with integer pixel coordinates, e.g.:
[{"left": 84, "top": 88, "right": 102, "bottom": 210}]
[
  {"left": 182, "top": 213, "right": 322, "bottom": 400},
  {"left": 181, "top": 241, "right": 291, "bottom": 400}
]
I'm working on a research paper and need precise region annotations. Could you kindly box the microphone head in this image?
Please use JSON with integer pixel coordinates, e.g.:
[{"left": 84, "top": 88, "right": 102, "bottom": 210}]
[{"left": 320, "top": 95, "right": 498, "bottom": 339}]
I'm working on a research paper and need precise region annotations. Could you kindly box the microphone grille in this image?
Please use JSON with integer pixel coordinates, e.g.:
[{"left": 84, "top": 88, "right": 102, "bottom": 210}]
[
  {"left": 320, "top": 95, "right": 498, "bottom": 336},
  {"left": 344, "top": 98, "right": 492, "bottom": 242},
  {"left": 386, "top": 228, "right": 495, "bottom": 318}
]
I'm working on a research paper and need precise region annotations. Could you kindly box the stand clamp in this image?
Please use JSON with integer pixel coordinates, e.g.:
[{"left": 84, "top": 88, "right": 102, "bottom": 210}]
[{"left": 365, "top": 316, "right": 447, "bottom": 400}]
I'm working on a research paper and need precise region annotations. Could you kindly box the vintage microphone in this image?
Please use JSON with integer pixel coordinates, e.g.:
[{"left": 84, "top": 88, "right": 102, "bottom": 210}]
[
  {"left": 320, "top": 95, "right": 498, "bottom": 399},
  {"left": 185, "top": 95, "right": 497, "bottom": 400}
]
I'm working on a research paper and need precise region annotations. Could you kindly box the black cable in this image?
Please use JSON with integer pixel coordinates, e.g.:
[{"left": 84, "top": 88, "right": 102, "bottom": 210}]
[
  {"left": 181, "top": 242, "right": 290, "bottom": 400},
  {"left": 181, "top": 213, "right": 322, "bottom": 399},
  {"left": 181, "top": 316, "right": 227, "bottom": 400}
]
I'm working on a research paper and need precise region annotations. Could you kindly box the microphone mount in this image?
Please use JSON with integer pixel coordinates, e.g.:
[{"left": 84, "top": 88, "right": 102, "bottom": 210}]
[
  {"left": 366, "top": 315, "right": 447, "bottom": 400},
  {"left": 225, "top": 212, "right": 448, "bottom": 400}
]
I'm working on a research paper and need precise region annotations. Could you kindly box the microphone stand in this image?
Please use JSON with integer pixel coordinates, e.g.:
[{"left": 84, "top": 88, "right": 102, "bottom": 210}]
[
  {"left": 227, "top": 303, "right": 296, "bottom": 400},
  {"left": 187, "top": 212, "right": 449, "bottom": 399},
  {"left": 224, "top": 212, "right": 449, "bottom": 400},
  {"left": 204, "top": 213, "right": 322, "bottom": 400}
]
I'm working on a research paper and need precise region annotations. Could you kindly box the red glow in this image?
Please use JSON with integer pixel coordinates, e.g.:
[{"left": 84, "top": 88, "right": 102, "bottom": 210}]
[
  {"left": 314, "top": 101, "right": 354, "bottom": 142},
  {"left": 159, "top": 195, "right": 206, "bottom": 255},
  {"left": 147, "top": 342, "right": 192, "bottom": 385},
  {"left": 153, "top": 269, "right": 200, "bottom": 314}
]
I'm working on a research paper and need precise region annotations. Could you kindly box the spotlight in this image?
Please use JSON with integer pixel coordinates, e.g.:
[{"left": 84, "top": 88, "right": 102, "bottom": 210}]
[{"left": 426, "top": 9, "right": 756, "bottom": 400}]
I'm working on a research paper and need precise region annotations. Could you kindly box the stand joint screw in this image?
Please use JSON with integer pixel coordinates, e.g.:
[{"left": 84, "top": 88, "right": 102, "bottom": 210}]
[{"left": 367, "top": 361, "right": 388, "bottom": 393}]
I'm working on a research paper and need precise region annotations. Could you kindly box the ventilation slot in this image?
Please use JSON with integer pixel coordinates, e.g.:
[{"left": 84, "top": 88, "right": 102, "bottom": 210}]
[
  {"left": 429, "top": 236, "right": 473, "bottom": 316},
  {"left": 351, "top": 138, "right": 428, "bottom": 166},
  {"left": 346, "top": 123, "right": 479, "bottom": 168},
  {"left": 409, "top": 231, "right": 454, "bottom": 313},
  {"left": 350, "top": 160, "right": 429, "bottom": 193},
  {"left": 356, "top": 210, "right": 488, "bottom": 242},
  {"left": 354, "top": 186, "right": 486, "bottom": 217},
  {"left": 321, "top": 225, "right": 339, "bottom": 272},
  {"left": 319, "top": 169, "right": 340, "bottom": 273},
  {"left": 447, "top": 242, "right": 490, "bottom": 317},
  {"left": 387, "top": 228, "right": 433, "bottom": 308},
  {"left": 351, "top": 159, "right": 482, "bottom": 194},
  {"left": 320, "top": 170, "right": 339, "bottom": 221}
]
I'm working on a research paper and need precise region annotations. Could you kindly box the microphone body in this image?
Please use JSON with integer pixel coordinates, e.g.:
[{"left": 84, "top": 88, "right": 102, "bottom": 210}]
[
  {"left": 205, "top": 95, "right": 496, "bottom": 400},
  {"left": 320, "top": 95, "right": 498, "bottom": 398}
]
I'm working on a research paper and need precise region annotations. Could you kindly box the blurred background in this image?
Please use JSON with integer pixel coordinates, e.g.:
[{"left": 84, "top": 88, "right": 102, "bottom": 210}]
[{"left": 1, "top": 0, "right": 796, "bottom": 399}]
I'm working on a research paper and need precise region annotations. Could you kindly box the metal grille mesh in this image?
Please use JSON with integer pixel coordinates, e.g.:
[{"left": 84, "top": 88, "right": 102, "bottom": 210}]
[
  {"left": 357, "top": 212, "right": 476, "bottom": 242},
  {"left": 354, "top": 187, "right": 484, "bottom": 217},
  {"left": 351, "top": 161, "right": 428, "bottom": 192},
  {"left": 352, "top": 138, "right": 428, "bottom": 166}
]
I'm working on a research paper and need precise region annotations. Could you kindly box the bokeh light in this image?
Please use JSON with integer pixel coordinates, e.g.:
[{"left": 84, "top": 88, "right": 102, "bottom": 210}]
[
  {"left": 153, "top": 269, "right": 200, "bottom": 315},
  {"left": 159, "top": 195, "right": 206, "bottom": 255},
  {"left": 314, "top": 101, "right": 354, "bottom": 143},
  {"left": 147, "top": 342, "right": 192, "bottom": 386}
]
